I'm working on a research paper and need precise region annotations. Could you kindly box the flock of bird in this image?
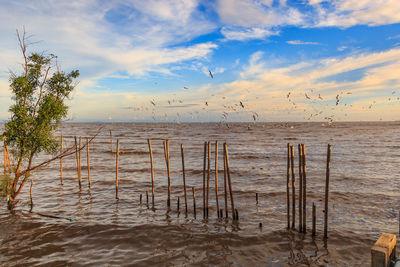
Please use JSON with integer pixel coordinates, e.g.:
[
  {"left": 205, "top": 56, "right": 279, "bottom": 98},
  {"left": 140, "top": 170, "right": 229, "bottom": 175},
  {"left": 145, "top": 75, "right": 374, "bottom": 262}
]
[{"left": 120, "top": 68, "right": 400, "bottom": 126}]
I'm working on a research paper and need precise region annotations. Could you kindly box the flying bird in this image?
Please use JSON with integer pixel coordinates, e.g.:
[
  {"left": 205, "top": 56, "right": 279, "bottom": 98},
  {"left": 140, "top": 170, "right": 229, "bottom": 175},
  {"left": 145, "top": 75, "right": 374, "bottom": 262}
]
[
  {"left": 305, "top": 93, "right": 311, "bottom": 99},
  {"left": 287, "top": 92, "right": 291, "bottom": 98},
  {"left": 183, "top": 87, "right": 188, "bottom": 90},
  {"left": 150, "top": 100, "right": 156, "bottom": 106},
  {"left": 318, "top": 94, "right": 323, "bottom": 100},
  {"left": 208, "top": 70, "right": 213, "bottom": 79},
  {"left": 240, "top": 101, "right": 245, "bottom": 108},
  {"left": 205, "top": 102, "right": 208, "bottom": 106}
]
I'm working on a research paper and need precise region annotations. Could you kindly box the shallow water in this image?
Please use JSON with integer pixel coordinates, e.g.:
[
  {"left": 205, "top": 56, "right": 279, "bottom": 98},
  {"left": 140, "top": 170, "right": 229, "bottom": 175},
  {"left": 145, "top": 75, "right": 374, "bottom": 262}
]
[{"left": 1, "top": 122, "right": 399, "bottom": 266}]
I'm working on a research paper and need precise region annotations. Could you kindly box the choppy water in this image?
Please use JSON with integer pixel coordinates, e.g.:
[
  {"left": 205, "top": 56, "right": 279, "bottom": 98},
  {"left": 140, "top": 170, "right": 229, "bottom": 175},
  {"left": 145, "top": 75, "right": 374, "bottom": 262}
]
[{"left": 1, "top": 122, "right": 399, "bottom": 266}]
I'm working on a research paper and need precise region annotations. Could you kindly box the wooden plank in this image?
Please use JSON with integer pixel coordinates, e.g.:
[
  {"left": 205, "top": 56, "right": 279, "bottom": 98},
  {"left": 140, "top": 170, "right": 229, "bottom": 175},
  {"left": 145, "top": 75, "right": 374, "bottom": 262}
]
[{"left": 371, "top": 232, "right": 396, "bottom": 267}]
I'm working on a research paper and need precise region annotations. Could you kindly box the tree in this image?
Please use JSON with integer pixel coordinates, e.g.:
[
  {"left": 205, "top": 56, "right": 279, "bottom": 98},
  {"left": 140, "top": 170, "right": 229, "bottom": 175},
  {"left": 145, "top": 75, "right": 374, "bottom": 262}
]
[{"left": 2, "top": 30, "right": 79, "bottom": 210}]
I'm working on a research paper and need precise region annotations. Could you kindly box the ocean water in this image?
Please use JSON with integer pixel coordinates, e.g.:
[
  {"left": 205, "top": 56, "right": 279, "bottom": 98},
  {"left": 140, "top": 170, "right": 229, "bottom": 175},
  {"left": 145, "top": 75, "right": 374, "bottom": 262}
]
[{"left": 0, "top": 122, "right": 399, "bottom": 266}]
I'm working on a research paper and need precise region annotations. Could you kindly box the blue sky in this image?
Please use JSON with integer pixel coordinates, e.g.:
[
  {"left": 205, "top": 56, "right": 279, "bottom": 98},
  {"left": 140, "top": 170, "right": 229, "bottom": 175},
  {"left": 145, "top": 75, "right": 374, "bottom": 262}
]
[{"left": 0, "top": 0, "right": 399, "bottom": 122}]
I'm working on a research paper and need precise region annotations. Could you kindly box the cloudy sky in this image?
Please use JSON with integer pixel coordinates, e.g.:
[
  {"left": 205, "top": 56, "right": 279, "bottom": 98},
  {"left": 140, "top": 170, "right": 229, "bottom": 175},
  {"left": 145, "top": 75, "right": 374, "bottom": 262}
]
[{"left": 0, "top": 0, "right": 399, "bottom": 122}]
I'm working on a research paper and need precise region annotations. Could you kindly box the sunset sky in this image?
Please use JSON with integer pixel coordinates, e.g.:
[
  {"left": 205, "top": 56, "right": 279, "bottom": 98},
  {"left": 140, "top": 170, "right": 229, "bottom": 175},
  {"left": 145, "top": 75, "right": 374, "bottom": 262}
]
[{"left": 0, "top": 0, "right": 399, "bottom": 122}]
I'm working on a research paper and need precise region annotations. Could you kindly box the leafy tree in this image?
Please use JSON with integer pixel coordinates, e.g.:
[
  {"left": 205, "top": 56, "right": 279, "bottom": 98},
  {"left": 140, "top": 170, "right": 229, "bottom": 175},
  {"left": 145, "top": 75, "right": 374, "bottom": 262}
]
[{"left": 2, "top": 30, "right": 79, "bottom": 210}]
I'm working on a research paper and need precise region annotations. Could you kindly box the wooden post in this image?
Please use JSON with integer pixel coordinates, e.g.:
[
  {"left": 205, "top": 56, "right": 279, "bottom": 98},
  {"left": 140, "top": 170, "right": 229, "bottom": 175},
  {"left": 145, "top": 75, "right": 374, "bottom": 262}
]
[
  {"left": 86, "top": 137, "right": 91, "bottom": 188},
  {"left": 78, "top": 137, "right": 82, "bottom": 187},
  {"left": 30, "top": 179, "right": 33, "bottom": 209},
  {"left": 223, "top": 144, "right": 228, "bottom": 218},
  {"left": 302, "top": 144, "right": 307, "bottom": 233},
  {"left": 74, "top": 137, "right": 81, "bottom": 189},
  {"left": 206, "top": 141, "right": 211, "bottom": 218},
  {"left": 215, "top": 141, "right": 220, "bottom": 217},
  {"left": 177, "top": 197, "right": 180, "bottom": 212},
  {"left": 115, "top": 139, "right": 119, "bottom": 199},
  {"left": 110, "top": 130, "right": 113, "bottom": 152},
  {"left": 181, "top": 144, "right": 188, "bottom": 215},
  {"left": 192, "top": 187, "right": 196, "bottom": 218},
  {"left": 147, "top": 139, "right": 155, "bottom": 207},
  {"left": 312, "top": 202, "right": 316, "bottom": 236},
  {"left": 3, "top": 136, "right": 6, "bottom": 174},
  {"left": 163, "top": 139, "right": 171, "bottom": 207},
  {"left": 371, "top": 233, "right": 396, "bottom": 267},
  {"left": 140, "top": 194, "right": 142, "bottom": 204},
  {"left": 203, "top": 141, "right": 207, "bottom": 218},
  {"left": 224, "top": 143, "right": 235, "bottom": 220},
  {"left": 298, "top": 144, "right": 303, "bottom": 232},
  {"left": 290, "top": 145, "right": 295, "bottom": 229},
  {"left": 146, "top": 191, "right": 149, "bottom": 205},
  {"left": 324, "top": 144, "right": 331, "bottom": 239},
  {"left": 60, "top": 135, "right": 63, "bottom": 185},
  {"left": 287, "top": 143, "right": 290, "bottom": 229}
]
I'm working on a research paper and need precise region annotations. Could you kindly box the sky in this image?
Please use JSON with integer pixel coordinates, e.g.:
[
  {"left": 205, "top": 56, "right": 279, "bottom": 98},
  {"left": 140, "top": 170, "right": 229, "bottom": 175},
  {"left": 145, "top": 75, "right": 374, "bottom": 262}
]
[{"left": 0, "top": 0, "right": 400, "bottom": 123}]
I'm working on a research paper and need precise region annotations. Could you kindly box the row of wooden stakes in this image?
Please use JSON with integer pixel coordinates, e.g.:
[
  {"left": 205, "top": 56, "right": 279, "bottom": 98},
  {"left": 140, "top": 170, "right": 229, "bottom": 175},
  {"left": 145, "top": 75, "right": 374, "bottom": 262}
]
[
  {"left": 62, "top": 135, "right": 239, "bottom": 220},
  {"left": 286, "top": 143, "right": 332, "bottom": 239}
]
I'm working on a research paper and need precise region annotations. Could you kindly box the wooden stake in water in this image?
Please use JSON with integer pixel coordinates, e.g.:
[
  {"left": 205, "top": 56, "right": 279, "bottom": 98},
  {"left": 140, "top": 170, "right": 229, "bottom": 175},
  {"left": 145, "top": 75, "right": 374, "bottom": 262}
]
[
  {"left": 30, "top": 179, "right": 33, "bottom": 209},
  {"left": 86, "top": 137, "right": 91, "bottom": 188},
  {"left": 79, "top": 137, "right": 82, "bottom": 187},
  {"left": 290, "top": 144, "right": 296, "bottom": 229},
  {"left": 203, "top": 141, "right": 207, "bottom": 218},
  {"left": 192, "top": 187, "right": 196, "bottom": 218},
  {"left": 74, "top": 136, "right": 81, "bottom": 189},
  {"left": 3, "top": 136, "right": 6, "bottom": 175},
  {"left": 206, "top": 141, "right": 211, "bottom": 218},
  {"left": 60, "top": 135, "right": 63, "bottom": 185},
  {"left": 146, "top": 191, "right": 149, "bottom": 206},
  {"left": 312, "top": 202, "right": 316, "bottom": 237},
  {"left": 147, "top": 139, "right": 155, "bottom": 207},
  {"left": 302, "top": 144, "right": 307, "bottom": 233},
  {"left": 163, "top": 139, "right": 171, "bottom": 207},
  {"left": 298, "top": 144, "right": 303, "bottom": 232},
  {"left": 115, "top": 139, "right": 120, "bottom": 200},
  {"left": 286, "top": 143, "right": 291, "bottom": 229},
  {"left": 223, "top": 144, "right": 228, "bottom": 218},
  {"left": 215, "top": 141, "right": 220, "bottom": 217},
  {"left": 324, "top": 144, "right": 331, "bottom": 239},
  {"left": 180, "top": 144, "right": 188, "bottom": 215},
  {"left": 224, "top": 143, "right": 236, "bottom": 220}
]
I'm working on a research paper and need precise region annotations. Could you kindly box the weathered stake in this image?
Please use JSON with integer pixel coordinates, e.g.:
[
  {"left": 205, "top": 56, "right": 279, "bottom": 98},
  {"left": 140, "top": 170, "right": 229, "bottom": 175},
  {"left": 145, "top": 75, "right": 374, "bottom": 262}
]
[
  {"left": 224, "top": 143, "right": 235, "bottom": 220},
  {"left": 79, "top": 137, "right": 82, "bottom": 187},
  {"left": 286, "top": 143, "right": 291, "bottom": 229},
  {"left": 215, "top": 141, "right": 219, "bottom": 217},
  {"left": 203, "top": 141, "right": 207, "bottom": 218},
  {"left": 30, "top": 179, "right": 33, "bottom": 209},
  {"left": 192, "top": 187, "right": 196, "bottom": 218},
  {"left": 110, "top": 130, "right": 113, "bottom": 152},
  {"left": 181, "top": 144, "right": 188, "bottom": 215},
  {"left": 147, "top": 139, "right": 155, "bottom": 207},
  {"left": 115, "top": 139, "right": 120, "bottom": 199},
  {"left": 302, "top": 144, "right": 307, "bottom": 233},
  {"left": 290, "top": 144, "right": 295, "bottom": 229},
  {"left": 312, "top": 202, "right": 316, "bottom": 236},
  {"left": 324, "top": 144, "right": 331, "bottom": 239},
  {"left": 60, "top": 135, "right": 63, "bottom": 185},
  {"left": 163, "top": 139, "right": 171, "bottom": 207},
  {"left": 206, "top": 141, "right": 211, "bottom": 218},
  {"left": 74, "top": 137, "right": 81, "bottom": 189},
  {"left": 223, "top": 144, "right": 228, "bottom": 218},
  {"left": 86, "top": 137, "right": 91, "bottom": 188},
  {"left": 298, "top": 144, "right": 303, "bottom": 232}
]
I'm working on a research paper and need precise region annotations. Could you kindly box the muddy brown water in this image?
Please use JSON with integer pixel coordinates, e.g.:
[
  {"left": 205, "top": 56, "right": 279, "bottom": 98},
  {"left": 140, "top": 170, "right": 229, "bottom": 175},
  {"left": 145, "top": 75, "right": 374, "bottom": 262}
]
[{"left": 1, "top": 122, "right": 399, "bottom": 266}]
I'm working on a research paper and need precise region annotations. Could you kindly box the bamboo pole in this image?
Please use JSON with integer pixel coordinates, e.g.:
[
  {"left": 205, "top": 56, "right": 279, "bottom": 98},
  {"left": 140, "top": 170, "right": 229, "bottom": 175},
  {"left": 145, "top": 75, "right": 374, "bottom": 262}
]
[
  {"left": 192, "top": 187, "right": 196, "bottom": 218},
  {"left": 60, "top": 135, "right": 63, "bottom": 185},
  {"left": 224, "top": 143, "right": 235, "bottom": 220},
  {"left": 223, "top": 144, "right": 228, "bottom": 218},
  {"left": 324, "top": 144, "right": 331, "bottom": 239},
  {"left": 3, "top": 136, "right": 6, "bottom": 174},
  {"left": 290, "top": 144, "right": 295, "bottom": 229},
  {"left": 74, "top": 137, "right": 81, "bottom": 189},
  {"left": 312, "top": 202, "right": 316, "bottom": 236},
  {"left": 256, "top": 193, "right": 258, "bottom": 204},
  {"left": 110, "top": 130, "right": 113, "bottom": 152},
  {"left": 147, "top": 139, "right": 155, "bottom": 207},
  {"left": 302, "top": 144, "right": 307, "bottom": 233},
  {"left": 215, "top": 141, "right": 219, "bottom": 217},
  {"left": 298, "top": 144, "right": 303, "bottom": 232},
  {"left": 287, "top": 143, "right": 290, "bottom": 229},
  {"left": 140, "top": 194, "right": 142, "bottom": 204},
  {"left": 163, "top": 139, "right": 171, "bottom": 207},
  {"left": 115, "top": 139, "right": 120, "bottom": 199},
  {"left": 86, "top": 137, "right": 91, "bottom": 188},
  {"left": 30, "top": 179, "right": 33, "bottom": 209},
  {"left": 203, "top": 141, "right": 207, "bottom": 218},
  {"left": 181, "top": 144, "right": 188, "bottom": 215},
  {"left": 146, "top": 191, "right": 149, "bottom": 206},
  {"left": 177, "top": 197, "right": 180, "bottom": 212},
  {"left": 78, "top": 137, "right": 82, "bottom": 187},
  {"left": 206, "top": 141, "right": 211, "bottom": 218}
]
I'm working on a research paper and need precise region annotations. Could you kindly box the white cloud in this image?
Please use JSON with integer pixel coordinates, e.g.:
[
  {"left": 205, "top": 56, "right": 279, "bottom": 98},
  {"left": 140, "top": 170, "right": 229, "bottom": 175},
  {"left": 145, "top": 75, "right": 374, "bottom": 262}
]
[
  {"left": 287, "top": 40, "right": 320, "bottom": 45},
  {"left": 221, "top": 27, "right": 278, "bottom": 41}
]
